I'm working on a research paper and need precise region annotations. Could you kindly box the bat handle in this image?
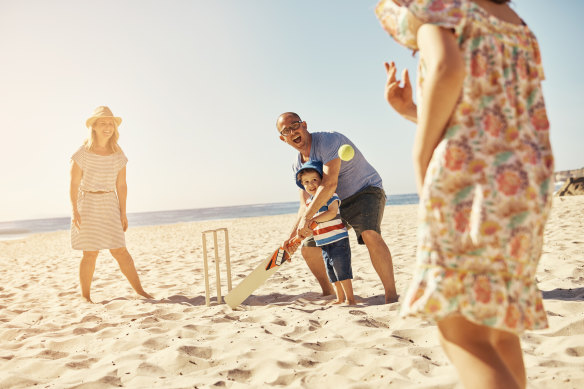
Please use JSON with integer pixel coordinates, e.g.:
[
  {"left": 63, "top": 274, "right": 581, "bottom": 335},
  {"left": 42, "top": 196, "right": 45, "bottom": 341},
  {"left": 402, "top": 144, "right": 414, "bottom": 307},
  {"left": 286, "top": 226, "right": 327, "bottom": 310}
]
[{"left": 284, "top": 221, "right": 318, "bottom": 251}]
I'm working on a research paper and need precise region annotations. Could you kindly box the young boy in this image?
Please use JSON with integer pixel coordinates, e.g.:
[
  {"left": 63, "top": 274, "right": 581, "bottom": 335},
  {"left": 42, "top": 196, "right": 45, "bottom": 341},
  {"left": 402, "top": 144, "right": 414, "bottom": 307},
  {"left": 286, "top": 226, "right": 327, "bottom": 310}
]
[{"left": 295, "top": 160, "right": 355, "bottom": 305}]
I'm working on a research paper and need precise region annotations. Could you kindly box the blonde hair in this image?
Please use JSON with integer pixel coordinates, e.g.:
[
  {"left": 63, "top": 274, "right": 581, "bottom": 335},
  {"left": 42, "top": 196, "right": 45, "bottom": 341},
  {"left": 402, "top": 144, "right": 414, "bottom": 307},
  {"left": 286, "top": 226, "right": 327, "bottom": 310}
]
[{"left": 84, "top": 119, "right": 122, "bottom": 153}]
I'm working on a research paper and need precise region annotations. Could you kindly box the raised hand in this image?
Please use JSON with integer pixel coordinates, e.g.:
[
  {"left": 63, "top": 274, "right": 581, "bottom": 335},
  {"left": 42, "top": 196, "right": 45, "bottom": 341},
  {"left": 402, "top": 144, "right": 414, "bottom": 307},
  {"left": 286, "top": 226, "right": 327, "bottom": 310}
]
[{"left": 384, "top": 61, "right": 417, "bottom": 123}]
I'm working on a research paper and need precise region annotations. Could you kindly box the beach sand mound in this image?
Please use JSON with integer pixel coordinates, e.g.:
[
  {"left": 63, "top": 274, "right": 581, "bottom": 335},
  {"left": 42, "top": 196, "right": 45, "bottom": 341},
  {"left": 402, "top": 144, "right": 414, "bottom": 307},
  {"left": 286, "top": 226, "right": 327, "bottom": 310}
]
[{"left": 1, "top": 198, "right": 584, "bottom": 388}]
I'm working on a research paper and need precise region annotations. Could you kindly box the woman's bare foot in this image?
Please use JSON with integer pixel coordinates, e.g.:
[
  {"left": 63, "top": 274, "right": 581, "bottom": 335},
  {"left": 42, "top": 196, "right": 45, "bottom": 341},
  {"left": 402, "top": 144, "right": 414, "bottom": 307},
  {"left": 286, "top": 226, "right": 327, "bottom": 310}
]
[
  {"left": 138, "top": 291, "right": 154, "bottom": 299},
  {"left": 82, "top": 294, "right": 94, "bottom": 303}
]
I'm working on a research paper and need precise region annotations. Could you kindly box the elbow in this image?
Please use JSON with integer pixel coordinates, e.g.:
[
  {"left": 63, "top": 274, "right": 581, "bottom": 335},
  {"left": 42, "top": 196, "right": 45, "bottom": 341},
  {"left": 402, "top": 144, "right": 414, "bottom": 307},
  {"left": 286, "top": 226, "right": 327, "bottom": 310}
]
[
  {"left": 322, "top": 175, "right": 339, "bottom": 192},
  {"left": 412, "top": 149, "right": 425, "bottom": 167}
]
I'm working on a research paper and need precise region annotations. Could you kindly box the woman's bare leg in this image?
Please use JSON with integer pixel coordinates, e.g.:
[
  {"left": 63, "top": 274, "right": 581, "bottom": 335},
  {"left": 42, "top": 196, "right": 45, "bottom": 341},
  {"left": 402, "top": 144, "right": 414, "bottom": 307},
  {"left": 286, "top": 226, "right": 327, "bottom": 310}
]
[
  {"left": 437, "top": 315, "right": 524, "bottom": 389},
  {"left": 80, "top": 251, "right": 99, "bottom": 302},
  {"left": 109, "top": 247, "right": 153, "bottom": 299},
  {"left": 491, "top": 325, "right": 526, "bottom": 388}
]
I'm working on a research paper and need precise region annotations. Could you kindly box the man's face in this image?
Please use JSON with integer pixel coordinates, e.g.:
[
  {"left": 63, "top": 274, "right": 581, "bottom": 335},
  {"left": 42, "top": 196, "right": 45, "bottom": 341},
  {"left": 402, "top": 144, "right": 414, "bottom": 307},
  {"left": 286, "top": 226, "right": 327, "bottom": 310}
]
[{"left": 277, "top": 114, "right": 308, "bottom": 151}]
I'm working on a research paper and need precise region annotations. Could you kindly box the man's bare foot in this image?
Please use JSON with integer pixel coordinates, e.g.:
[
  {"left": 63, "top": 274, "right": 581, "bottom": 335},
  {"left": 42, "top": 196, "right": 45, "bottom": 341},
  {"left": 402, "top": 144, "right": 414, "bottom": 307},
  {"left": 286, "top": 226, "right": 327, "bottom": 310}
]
[
  {"left": 346, "top": 299, "right": 357, "bottom": 306},
  {"left": 385, "top": 292, "right": 398, "bottom": 304},
  {"left": 322, "top": 288, "right": 335, "bottom": 297}
]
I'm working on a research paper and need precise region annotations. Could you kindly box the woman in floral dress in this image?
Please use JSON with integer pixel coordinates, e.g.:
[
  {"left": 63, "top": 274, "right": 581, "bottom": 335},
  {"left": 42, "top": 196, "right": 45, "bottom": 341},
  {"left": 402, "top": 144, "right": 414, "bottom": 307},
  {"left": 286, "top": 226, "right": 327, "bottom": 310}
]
[{"left": 376, "top": 1, "right": 553, "bottom": 387}]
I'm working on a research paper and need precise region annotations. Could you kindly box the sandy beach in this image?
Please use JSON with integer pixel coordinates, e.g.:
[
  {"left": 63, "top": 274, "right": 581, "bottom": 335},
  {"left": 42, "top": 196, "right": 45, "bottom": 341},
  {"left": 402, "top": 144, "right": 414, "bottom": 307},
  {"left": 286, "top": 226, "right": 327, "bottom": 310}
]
[{"left": 1, "top": 196, "right": 583, "bottom": 388}]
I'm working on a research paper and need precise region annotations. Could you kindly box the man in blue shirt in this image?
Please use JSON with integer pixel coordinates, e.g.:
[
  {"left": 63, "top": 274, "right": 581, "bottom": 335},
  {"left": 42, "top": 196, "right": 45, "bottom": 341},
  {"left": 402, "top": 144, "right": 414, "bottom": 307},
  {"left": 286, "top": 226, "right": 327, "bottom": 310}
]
[{"left": 277, "top": 112, "right": 397, "bottom": 303}]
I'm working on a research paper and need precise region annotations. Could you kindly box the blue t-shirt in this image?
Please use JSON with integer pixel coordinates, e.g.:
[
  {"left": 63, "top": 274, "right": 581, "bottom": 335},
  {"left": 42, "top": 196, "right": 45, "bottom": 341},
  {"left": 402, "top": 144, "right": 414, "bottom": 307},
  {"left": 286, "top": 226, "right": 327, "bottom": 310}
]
[{"left": 292, "top": 131, "right": 383, "bottom": 200}]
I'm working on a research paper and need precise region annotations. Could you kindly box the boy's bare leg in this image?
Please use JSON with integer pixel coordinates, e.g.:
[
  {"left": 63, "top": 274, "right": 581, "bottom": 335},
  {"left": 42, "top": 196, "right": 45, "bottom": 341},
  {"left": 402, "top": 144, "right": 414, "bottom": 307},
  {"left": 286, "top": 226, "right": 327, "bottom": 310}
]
[
  {"left": 340, "top": 279, "right": 356, "bottom": 305},
  {"left": 437, "top": 315, "right": 523, "bottom": 389},
  {"left": 332, "top": 281, "right": 345, "bottom": 304},
  {"left": 80, "top": 251, "right": 99, "bottom": 302},
  {"left": 110, "top": 248, "right": 153, "bottom": 299},
  {"left": 301, "top": 246, "right": 335, "bottom": 296}
]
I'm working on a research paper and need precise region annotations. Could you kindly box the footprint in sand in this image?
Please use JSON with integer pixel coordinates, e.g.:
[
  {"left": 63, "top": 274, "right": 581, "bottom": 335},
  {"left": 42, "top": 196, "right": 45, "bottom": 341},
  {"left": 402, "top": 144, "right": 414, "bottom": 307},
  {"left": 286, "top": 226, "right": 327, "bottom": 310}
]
[
  {"left": 178, "top": 345, "right": 212, "bottom": 359},
  {"left": 226, "top": 368, "right": 252, "bottom": 383},
  {"left": 355, "top": 317, "right": 390, "bottom": 329},
  {"left": 36, "top": 349, "right": 68, "bottom": 360},
  {"left": 271, "top": 319, "right": 287, "bottom": 326},
  {"left": 301, "top": 339, "right": 347, "bottom": 352},
  {"left": 566, "top": 347, "right": 584, "bottom": 357},
  {"left": 136, "top": 362, "right": 166, "bottom": 376},
  {"left": 142, "top": 337, "right": 169, "bottom": 351},
  {"left": 65, "top": 358, "right": 99, "bottom": 369}
]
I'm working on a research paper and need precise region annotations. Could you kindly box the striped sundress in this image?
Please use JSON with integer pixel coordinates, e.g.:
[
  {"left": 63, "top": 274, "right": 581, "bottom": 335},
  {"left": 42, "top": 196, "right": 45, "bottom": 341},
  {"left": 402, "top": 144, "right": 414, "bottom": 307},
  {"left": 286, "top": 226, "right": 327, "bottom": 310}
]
[{"left": 71, "top": 146, "right": 128, "bottom": 251}]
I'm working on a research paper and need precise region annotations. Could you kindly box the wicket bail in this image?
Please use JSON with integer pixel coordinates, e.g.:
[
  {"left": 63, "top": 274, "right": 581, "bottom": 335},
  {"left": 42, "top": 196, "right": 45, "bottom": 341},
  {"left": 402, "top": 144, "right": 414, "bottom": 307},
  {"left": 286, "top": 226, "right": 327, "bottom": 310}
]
[{"left": 202, "top": 228, "right": 232, "bottom": 306}]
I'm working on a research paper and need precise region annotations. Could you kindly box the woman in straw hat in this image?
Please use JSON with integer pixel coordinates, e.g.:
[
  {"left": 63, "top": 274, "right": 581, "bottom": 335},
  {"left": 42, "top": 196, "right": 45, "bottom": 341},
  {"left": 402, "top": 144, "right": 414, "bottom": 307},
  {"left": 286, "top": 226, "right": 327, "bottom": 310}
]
[{"left": 70, "top": 106, "right": 153, "bottom": 302}]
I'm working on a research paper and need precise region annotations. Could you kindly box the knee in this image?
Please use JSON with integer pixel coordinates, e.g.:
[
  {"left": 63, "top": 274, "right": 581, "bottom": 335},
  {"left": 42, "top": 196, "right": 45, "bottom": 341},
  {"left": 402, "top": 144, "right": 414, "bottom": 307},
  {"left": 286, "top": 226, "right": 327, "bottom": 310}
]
[
  {"left": 361, "top": 230, "right": 387, "bottom": 249},
  {"left": 360, "top": 229, "right": 379, "bottom": 242},
  {"left": 109, "top": 247, "right": 128, "bottom": 257},
  {"left": 82, "top": 251, "right": 98, "bottom": 261}
]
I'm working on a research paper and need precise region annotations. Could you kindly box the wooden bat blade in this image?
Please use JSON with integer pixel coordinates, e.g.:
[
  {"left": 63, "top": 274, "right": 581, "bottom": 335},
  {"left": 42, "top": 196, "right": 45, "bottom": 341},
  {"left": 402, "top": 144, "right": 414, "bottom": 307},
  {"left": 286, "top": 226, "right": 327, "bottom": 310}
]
[{"left": 224, "top": 248, "right": 284, "bottom": 309}]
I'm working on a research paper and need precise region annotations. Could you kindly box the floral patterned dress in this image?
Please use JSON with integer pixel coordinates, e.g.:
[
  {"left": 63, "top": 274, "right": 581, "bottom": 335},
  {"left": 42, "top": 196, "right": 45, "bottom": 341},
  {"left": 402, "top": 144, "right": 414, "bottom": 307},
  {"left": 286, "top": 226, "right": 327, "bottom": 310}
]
[{"left": 376, "top": 0, "right": 554, "bottom": 333}]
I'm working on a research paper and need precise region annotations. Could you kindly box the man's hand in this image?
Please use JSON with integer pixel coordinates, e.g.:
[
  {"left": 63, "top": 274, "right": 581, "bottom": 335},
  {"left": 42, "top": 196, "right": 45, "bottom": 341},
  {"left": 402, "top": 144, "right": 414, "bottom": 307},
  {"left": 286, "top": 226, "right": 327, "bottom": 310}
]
[{"left": 284, "top": 238, "right": 301, "bottom": 257}]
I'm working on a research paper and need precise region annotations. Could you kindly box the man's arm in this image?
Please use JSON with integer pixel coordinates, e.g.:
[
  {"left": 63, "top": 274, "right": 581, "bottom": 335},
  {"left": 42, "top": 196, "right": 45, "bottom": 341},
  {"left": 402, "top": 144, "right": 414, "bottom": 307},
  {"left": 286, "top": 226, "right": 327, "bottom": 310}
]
[
  {"left": 282, "top": 189, "right": 311, "bottom": 254},
  {"left": 288, "top": 189, "right": 310, "bottom": 238},
  {"left": 297, "top": 158, "right": 341, "bottom": 236}
]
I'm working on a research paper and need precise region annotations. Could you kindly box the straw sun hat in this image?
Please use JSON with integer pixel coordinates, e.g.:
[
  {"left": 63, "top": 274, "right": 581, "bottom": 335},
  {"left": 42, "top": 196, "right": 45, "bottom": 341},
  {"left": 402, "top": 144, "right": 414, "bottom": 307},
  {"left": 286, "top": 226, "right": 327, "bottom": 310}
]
[{"left": 85, "top": 106, "right": 122, "bottom": 128}]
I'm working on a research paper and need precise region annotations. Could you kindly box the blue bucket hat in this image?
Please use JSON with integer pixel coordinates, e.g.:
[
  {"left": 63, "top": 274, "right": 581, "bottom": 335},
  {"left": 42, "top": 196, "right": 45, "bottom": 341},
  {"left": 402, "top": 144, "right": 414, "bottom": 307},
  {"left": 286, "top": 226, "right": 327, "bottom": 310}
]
[{"left": 295, "top": 160, "right": 323, "bottom": 189}]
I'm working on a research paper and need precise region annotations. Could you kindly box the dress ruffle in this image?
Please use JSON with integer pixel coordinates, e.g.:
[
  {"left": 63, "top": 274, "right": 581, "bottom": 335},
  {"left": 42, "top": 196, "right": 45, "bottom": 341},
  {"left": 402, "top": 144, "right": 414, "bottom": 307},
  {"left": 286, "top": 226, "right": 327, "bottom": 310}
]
[{"left": 400, "top": 264, "right": 548, "bottom": 333}]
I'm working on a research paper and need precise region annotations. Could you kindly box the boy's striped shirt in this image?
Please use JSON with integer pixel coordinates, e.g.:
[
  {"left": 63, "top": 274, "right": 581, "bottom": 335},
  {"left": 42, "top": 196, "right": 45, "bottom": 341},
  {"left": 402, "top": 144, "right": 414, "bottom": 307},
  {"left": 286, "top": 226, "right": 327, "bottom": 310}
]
[{"left": 307, "top": 194, "right": 349, "bottom": 246}]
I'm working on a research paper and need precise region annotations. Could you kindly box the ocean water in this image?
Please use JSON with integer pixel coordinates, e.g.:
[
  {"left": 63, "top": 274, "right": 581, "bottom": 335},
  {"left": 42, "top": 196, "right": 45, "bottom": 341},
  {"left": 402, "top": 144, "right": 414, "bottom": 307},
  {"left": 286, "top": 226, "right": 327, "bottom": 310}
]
[{"left": 0, "top": 193, "right": 419, "bottom": 241}]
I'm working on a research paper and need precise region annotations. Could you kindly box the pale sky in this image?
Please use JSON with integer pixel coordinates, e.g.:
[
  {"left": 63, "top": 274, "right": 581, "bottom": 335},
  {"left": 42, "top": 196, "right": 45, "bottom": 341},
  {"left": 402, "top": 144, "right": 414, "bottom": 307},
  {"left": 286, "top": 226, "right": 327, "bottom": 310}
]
[{"left": 1, "top": 0, "right": 582, "bottom": 222}]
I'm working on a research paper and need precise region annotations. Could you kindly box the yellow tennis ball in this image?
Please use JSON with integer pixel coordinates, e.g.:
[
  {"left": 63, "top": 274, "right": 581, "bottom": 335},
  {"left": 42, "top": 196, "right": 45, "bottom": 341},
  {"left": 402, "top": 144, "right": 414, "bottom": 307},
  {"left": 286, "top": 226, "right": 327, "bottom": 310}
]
[{"left": 338, "top": 144, "right": 355, "bottom": 161}]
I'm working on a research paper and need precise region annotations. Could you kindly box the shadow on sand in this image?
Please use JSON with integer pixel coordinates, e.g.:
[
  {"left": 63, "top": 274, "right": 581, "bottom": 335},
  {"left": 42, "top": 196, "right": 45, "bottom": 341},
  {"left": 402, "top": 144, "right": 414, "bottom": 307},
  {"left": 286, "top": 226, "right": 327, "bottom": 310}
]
[
  {"left": 541, "top": 287, "right": 584, "bottom": 301},
  {"left": 127, "top": 291, "right": 395, "bottom": 308}
]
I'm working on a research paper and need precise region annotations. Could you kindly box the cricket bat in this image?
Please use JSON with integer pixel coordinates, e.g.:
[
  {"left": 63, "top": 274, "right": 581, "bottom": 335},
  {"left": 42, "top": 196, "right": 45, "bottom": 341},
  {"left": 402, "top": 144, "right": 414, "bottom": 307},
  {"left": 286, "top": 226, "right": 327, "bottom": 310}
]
[{"left": 224, "top": 223, "right": 315, "bottom": 309}]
